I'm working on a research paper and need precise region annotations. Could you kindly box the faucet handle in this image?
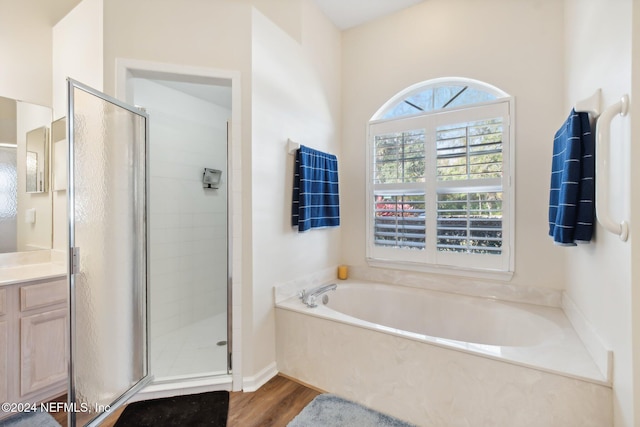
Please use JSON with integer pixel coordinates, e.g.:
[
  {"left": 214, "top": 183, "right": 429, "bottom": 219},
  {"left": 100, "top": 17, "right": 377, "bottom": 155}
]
[{"left": 298, "top": 290, "right": 307, "bottom": 300}]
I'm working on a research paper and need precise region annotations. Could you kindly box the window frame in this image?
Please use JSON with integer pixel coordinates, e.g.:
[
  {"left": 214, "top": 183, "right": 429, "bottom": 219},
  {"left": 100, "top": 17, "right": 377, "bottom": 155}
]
[{"left": 366, "top": 81, "right": 515, "bottom": 280}]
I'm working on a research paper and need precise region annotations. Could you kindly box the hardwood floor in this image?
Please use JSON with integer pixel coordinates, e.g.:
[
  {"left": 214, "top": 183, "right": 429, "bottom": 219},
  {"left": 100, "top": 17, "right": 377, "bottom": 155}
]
[
  {"left": 48, "top": 374, "right": 321, "bottom": 426},
  {"left": 228, "top": 375, "right": 321, "bottom": 427},
  {"left": 48, "top": 393, "right": 68, "bottom": 426}
]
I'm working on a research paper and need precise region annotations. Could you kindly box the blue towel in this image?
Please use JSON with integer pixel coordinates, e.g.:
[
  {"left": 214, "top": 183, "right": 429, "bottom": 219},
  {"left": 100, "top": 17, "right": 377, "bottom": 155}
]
[
  {"left": 548, "top": 109, "right": 595, "bottom": 245},
  {"left": 292, "top": 145, "right": 340, "bottom": 232}
]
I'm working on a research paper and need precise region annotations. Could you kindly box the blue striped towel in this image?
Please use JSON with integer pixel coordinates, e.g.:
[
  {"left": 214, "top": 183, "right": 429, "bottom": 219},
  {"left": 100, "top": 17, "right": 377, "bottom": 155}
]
[
  {"left": 548, "top": 109, "right": 595, "bottom": 245},
  {"left": 292, "top": 145, "right": 340, "bottom": 232}
]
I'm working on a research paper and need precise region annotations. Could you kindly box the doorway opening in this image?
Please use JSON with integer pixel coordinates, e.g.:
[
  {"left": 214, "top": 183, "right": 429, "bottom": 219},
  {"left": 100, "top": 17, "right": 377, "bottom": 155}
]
[{"left": 117, "top": 61, "right": 240, "bottom": 389}]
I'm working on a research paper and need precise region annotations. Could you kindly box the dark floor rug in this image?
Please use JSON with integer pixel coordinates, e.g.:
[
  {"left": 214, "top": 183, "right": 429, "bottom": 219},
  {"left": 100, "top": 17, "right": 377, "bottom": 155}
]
[
  {"left": 113, "top": 391, "right": 229, "bottom": 427},
  {"left": 0, "top": 411, "right": 59, "bottom": 427},
  {"left": 288, "top": 394, "right": 416, "bottom": 427}
]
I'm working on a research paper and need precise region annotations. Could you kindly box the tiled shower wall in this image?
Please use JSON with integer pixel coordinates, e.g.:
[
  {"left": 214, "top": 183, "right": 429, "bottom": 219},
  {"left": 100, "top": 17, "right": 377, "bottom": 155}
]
[{"left": 133, "top": 78, "right": 230, "bottom": 339}]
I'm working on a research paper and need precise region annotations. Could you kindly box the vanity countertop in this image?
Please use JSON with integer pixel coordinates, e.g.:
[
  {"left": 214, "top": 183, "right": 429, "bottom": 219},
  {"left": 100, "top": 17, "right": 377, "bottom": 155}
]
[{"left": 0, "top": 263, "right": 67, "bottom": 287}]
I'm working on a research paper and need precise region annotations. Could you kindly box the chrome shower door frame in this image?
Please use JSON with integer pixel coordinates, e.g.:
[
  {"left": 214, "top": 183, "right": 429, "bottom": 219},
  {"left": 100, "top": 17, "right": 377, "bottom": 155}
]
[{"left": 67, "top": 78, "right": 152, "bottom": 427}]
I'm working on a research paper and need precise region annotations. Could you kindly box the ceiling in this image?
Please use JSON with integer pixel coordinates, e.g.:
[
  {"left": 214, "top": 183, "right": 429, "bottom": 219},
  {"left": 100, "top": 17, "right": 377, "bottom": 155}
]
[
  {"left": 43, "top": 0, "right": 425, "bottom": 30},
  {"left": 35, "top": 0, "right": 83, "bottom": 24},
  {"left": 312, "top": 0, "right": 426, "bottom": 30},
  {"left": 35, "top": 0, "right": 424, "bottom": 105},
  {"left": 153, "top": 79, "right": 232, "bottom": 109}
]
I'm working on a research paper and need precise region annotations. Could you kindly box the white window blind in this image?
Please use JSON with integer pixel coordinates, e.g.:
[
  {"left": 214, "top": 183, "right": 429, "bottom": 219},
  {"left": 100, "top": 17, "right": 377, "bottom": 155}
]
[
  {"left": 373, "top": 194, "right": 426, "bottom": 249},
  {"left": 435, "top": 118, "right": 504, "bottom": 256},
  {"left": 368, "top": 99, "right": 512, "bottom": 273},
  {"left": 436, "top": 191, "right": 503, "bottom": 254}
]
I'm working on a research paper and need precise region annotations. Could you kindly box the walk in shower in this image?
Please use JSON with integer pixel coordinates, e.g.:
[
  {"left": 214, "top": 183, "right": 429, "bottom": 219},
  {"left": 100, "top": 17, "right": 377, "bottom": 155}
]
[{"left": 130, "top": 74, "right": 232, "bottom": 381}]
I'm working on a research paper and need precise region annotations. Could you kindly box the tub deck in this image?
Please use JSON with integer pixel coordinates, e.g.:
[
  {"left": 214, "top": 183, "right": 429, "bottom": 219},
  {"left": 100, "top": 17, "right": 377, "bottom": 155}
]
[{"left": 276, "top": 280, "right": 608, "bottom": 386}]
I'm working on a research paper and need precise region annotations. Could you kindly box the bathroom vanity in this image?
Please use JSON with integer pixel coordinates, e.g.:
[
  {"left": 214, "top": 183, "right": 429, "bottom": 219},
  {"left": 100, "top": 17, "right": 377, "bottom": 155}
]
[{"left": 0, "top": 257, "right": 67, "bottom": 420}]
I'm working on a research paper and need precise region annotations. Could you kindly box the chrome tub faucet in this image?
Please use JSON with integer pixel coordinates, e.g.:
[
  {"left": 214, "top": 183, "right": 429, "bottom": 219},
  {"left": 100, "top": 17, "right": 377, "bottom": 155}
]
[{"left": 298, "top": 283, "right": 337, "bottom": 308}]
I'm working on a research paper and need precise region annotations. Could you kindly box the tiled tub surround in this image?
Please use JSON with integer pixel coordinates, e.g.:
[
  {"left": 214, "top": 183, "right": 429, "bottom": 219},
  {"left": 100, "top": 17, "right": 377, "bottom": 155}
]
[{"left": 275, "top": 280, "right": 612, "bottom": 426}]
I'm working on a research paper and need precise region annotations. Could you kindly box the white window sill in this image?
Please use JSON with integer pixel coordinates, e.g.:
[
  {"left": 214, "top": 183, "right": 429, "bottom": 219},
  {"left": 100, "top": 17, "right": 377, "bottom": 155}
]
[{"left": 366, "top": 258, "right": 514, "bottom": 282}]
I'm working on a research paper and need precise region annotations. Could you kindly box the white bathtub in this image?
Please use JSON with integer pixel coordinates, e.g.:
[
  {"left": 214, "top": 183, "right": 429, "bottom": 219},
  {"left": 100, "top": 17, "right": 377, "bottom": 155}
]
[{"left": 275, "top": 280, "right": 612, "bottom": 427}]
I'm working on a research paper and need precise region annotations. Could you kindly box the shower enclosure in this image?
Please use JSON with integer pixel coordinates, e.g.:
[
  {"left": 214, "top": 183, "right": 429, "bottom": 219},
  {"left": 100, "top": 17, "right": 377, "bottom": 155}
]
[
  {"left": 67, "top": 79, "right": 150, "bottom": 426},
  {"left": 67, "top": 74, "right": 232, "bottom": 425},
  {"left": 129, "top": 73, "right": 231, "bottom": 382}
]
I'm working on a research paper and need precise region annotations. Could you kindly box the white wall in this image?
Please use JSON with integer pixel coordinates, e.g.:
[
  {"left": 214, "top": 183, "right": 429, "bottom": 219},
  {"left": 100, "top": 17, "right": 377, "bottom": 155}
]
[
  {"left": 631, "top": 0, "right": 640, "bottom": 417},
  {"left": 52, "top": 0, "right": 104, "bottom": 120},
  {"left": 564, "top": 1, "right": 634, "bottom": 425},
  {"left": 132, "top": 78, "right": 230, "bottom": 340},
  {"left": 0, "top": 1, "right": 53, "bottom": 106},
  {"left": 102, "top": 0, "right": 252, "bottom": 96},
  {"left": 0, "top": 2, "right": 55, "bottom": 257},
  {"left": 341, "top": 0, "right": 566, "bottom": 290},
  {"left": 51, "top": 0, "right": 104, "bottom": 255},
  {"left": 249, "top": 1, "right": 341, "bottom": 379}
]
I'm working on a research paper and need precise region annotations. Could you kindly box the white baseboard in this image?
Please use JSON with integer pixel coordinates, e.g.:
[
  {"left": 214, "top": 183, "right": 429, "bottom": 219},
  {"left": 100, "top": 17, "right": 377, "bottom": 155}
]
[
  {"left": 562, "top": 292, "right": 612, "bottom": 383},
  {"left": 242, "top": 362, "right": 278, "bottom": 392}
]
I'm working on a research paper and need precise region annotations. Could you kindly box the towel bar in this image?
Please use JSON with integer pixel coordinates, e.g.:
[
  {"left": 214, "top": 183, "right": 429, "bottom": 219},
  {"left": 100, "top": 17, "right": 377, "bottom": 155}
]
[
  {"left": 595, "top": 94, "right": 629, "bottom": 241},
  {"left": 288, "top": 139, "right": 300, "bottom": 154},
  {"left": 575, "top": 89, "right": 602, "bottom": 118}
]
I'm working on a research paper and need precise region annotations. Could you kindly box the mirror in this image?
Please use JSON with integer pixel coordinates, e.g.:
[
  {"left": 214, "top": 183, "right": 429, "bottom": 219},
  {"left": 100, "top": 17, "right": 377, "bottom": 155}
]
[
  {"left": 25, "top": 126, "right": 49, "bottom": 193},
  {"left": 0, "top": 95, "right": 53, "bottom": 253}
]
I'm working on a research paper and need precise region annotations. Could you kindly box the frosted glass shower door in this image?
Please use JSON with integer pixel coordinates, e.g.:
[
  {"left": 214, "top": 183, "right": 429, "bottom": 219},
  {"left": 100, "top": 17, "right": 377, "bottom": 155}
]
[{"left": 67, "top": 79, "right": 151, "bottom": 427}]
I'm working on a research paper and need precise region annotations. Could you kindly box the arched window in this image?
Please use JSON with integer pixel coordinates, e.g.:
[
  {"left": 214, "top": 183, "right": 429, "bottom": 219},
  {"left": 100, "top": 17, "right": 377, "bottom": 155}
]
[{"left": 367, "top": 78, "right": 514, "bottom": 276}]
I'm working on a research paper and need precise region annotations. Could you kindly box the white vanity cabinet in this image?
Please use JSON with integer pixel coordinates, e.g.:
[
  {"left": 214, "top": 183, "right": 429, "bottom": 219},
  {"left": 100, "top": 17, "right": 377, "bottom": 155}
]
[
  {"left": 0, "top": 275, "right": 67, "bottom": 420},
  {"left": 19, "top": 278, "right": 68, "bottom": 396}
]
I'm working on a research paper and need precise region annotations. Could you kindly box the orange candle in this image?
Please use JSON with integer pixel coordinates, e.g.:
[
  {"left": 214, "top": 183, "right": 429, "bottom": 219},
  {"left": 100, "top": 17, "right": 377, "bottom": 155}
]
[{"left": 337, "top": 265, "right": 348, "bottom": 280}]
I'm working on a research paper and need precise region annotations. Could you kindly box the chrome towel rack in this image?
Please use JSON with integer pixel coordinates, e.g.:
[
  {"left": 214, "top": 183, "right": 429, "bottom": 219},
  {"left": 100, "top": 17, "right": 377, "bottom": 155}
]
[{"left": 576, "top": 89, "right": 630, "bottom": 241}]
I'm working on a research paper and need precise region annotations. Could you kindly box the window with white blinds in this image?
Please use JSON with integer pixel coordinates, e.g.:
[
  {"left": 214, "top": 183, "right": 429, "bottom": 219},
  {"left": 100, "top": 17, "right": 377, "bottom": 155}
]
[
  {"left": 368, "top": 81, "right": 513, "bottom": 274},
  {"left": 374, "top": 194, "right": 426, "bottom": 249}
]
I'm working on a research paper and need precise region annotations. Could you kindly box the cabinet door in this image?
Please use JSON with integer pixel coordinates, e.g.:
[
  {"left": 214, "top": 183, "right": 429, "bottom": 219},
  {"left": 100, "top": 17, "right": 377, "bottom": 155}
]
[
  {"left": 20, "top": 308, "right": 67, "bottom": 396},
  {"left": 20, "top": 279, "right": 66, "bottom": 311},
  {"left": 0, "top": 320, "right": 7, "bottom": 403}
]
